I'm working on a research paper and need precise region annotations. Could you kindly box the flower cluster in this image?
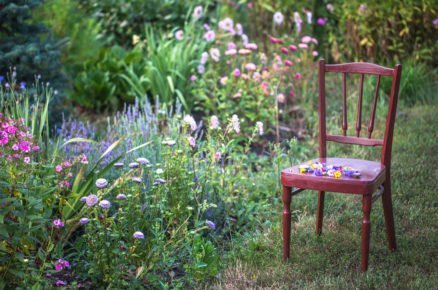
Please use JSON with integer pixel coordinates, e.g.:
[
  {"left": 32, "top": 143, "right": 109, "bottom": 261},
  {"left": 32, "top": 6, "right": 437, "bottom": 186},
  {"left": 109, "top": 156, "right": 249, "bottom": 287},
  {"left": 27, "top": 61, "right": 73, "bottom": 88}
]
[
  {"left": 299, "top": 161, "right": 361, "bottom": 178},
  {"left": 54, "top": 154, "right": 89, "bottom": 189},
  {"left": 0, "top": 114, "right": 39, "bottom": 164}
]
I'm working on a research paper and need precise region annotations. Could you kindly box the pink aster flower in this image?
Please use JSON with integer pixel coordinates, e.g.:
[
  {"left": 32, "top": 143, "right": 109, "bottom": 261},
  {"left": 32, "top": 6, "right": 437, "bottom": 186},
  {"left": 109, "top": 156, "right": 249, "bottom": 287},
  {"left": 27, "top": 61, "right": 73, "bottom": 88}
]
[
  {"left": 203, "top": 30, "right": 215, "bottom": 42},
  {"left": 175, "top": 30, "right": 184, "bottom": 41},
  {"left": 53, "top": 219, "right": 64, "bottom": 228},
  {"left": 227, "top": 42, "right": 237, "bottom": 50},
  {"left": 317, "top": 18, "right": 326, "bottom": 26},
  {"left": 284, "top": 60, "right": 293, "bottom": 67},
  {"left": 210, "top": 115, "right": 220, "bottom": 129},
  {"left": 295, "top": 73, "right": 302, "bottom": 79},
  {"left": 54, "top": 259, "right": 70, "bottom": 271},
  {"left": 277, "top": 93, "right": 286, "bottom": 103},
  {"left": 85, "top": 194, "right": 98, "bottom": 207},
  {"left": 188, "top": 136, "right": 196, "bottom": 148},
  {"left": 245, "top": 63, "right": 256, "bottom": 71},
  {"left": 245, "top": 43, "right": 258, "bottom": 50},
  {"left": 214, "top": 152, "right": 221, "bottom": 161},
  {"left": 312, "top": 51, "right": 319, "bottom": 57},
  {"left": 233, "top": 69, "right": 241, "bottom": 77},
  {"left": 280, "top": 47, "right": 289, "bottom": 54},
  {"left": 55, "top": 165, "right": 62, "bottom": 173}
]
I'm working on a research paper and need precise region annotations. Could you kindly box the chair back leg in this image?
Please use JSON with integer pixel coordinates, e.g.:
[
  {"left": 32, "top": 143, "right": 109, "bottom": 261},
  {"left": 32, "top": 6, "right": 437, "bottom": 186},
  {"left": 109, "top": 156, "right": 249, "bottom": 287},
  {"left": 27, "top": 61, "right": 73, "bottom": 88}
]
[
  {"left": 382, "top": 178, "right": 397, "bottom": 250},
  {"left": 282, "top": 186, "right": 292, "bottom": 261},
  {"left": 316, "top": 191, "right": 325, "bottom": 235},
  {"left": 361, "top": 194, "right": 372, "bottom": 271}
]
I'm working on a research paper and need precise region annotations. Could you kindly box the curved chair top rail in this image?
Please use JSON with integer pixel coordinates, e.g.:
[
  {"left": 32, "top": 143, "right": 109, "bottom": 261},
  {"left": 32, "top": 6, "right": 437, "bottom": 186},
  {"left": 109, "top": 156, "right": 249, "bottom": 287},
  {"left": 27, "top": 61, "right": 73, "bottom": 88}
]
[{"left": 325, "top": 62, "right": 394, "bottom": 76}]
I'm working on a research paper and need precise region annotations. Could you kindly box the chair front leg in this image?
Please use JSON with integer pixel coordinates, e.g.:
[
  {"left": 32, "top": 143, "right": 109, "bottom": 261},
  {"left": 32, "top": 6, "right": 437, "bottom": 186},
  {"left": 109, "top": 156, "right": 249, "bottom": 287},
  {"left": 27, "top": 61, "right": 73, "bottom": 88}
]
[
  {"left": 282, "top": 186, "right": 292, "bottom": 261},
  {"left": 316, "top": 191, "right": 325, "bottom": 235},
  {"left": 361, "top": 194, "right": 372, "bottom": 272}
]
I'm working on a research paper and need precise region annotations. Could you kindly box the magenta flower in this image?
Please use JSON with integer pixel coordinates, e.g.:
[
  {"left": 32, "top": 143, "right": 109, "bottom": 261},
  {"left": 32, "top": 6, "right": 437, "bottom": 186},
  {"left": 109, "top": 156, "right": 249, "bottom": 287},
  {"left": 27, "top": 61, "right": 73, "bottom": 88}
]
[
  {"left": 233, "top": 69, "right": 241, "bottom": 77},
  {"left": 433, "top": 18, "right": 438, "bottom": 26},
  {"left": 133, "top": 231, "right": 144, "bottom": 239},
  {"left": 203, "top": 30, "right": 215, "bottom": 42},
  {"left": 284, "top": 60, "right": 293, "bottom": 67},
  {"left": 12, "top": 143, "right": 19, "bottom": 151},
  {"left": 227, "top": 42, "right": 237, "bottom": 50},
  {"left": 295, "top": 73, "right": 302, "bottom": 79},
  {"left": 55, "top": 280, "right": 67, "bottom": 286},
  {"left": 316, "top": 18, "right": 326, "bottom": 26},
  {"left": 280, "top": 47, "right": 289, "bottom": 54},
  {"left": 53, "top": 219, "right": 64, "bottom": 228},
  {"left": 269, "top": 36, "right": 283, "bottom": 44},
  {"left": 190, "top": 75, "right": 197, "bottom": 82},
  {"left": 54, "top": 259, "right": 70, "bottom": 271},
  {"left": 245, "top": 43, "right": 258, "bottom": 50},
  {"left": 55, "top": 165, "right": 62, "bottom": 173}
]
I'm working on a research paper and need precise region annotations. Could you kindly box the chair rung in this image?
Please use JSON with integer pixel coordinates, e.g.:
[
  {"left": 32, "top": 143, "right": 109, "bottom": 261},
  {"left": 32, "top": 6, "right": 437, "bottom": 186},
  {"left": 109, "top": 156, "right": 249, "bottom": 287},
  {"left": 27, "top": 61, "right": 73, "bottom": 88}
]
[
  {"left": 291, "top": 188, "right": 305, "bottom": 196},
  {"left": 371, "top": 185, "right": 384, "bottom": 203}
]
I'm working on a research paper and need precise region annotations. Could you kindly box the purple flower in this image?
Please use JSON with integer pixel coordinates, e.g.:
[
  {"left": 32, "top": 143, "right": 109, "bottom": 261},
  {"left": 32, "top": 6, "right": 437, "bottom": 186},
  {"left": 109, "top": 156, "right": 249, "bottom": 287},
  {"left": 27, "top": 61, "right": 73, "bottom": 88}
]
[
  {"left": 132, "top": 177, "right": 142, "bottom": 183},
  {"left": 210, "top": 115, "right": 219, "bottom": 129},
  {"left": 316, "top": 18, "right": 326, "bottom": 26},
  {"left": 206, "top": 220, "right": 216, "bottom": 230},
  {"left": 193, "top": 6, "right": 203, "bottom": 20},
  {"left": 85, "top": 194, "right": 98, "bottom": 207},
  {"left": 80, "top": 196, "right": 86, "bottom": 202},
  {"left": 79, "top": 218, "right": 89, "bottom": 224},
  {"left": 433, "top": 18, "right": 438, "bottom": 26},
  {"left": 233, "top": 69, "right": 241, "bottom": 77},
  {"left": 273, "top": 12, "right": 284, "bottom": 25},
  {"left": 203, "top": 30, "right": 215, "bottom": 42},
  {"left": 133, "top": 231, "right": 144, "bottom": 239},
  {"left": 116, "top": 193, "right": 127, "bottom": 199},
  {"left": 184, "top": 115, "right": 197, "bottom": 132},
  {"left": 188, "top": 136, "right": 196, "bottom": 148},
  {"left": 99, "top": 200, "right": 111, "bottom": 208},
  {"left": 153, "top": 178, "right": 166, "bottom": 186},
  {"left": 190, "top": 75, "right": 197, "bottom": 82},
  {"left": 53, "top": 219, "right": 64, "bottom": 228},
  {"left": 114, "top": 162, "right": 124, "bottom": 168},
  {"left": 55, "top": 280, "right": 67, "bottom": 286},
  {"left": 19, "top": 82, "right": 26, "bottom": 89},
  {"left": 96, "top": 178, "right": 108, "bottom": 188}
]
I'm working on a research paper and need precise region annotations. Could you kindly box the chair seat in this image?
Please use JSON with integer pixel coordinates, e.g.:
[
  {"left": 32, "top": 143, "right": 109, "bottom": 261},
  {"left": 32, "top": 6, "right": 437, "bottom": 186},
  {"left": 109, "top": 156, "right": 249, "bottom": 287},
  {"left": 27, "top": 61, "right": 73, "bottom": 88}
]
[{"left": 281, "top": 158, "right": 386, "bottom": 194}]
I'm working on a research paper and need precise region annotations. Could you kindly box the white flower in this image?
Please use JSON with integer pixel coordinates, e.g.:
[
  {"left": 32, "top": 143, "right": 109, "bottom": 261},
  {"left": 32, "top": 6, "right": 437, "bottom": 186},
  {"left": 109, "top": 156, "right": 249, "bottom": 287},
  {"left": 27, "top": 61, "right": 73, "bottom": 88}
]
[
  {"left": 326, "top": 4, "right": 335, "bottom": 13},
  {"left": 201, "top": 52, "right": 209, "bottom": 64},
  {"left": 294, "top": 12, "right": 303, "bottom": 32},
  {"left": 219, "top": 76, "right": 228, "bottom": 86},
  {"left": 175, "top": 30, "right": 184, "bottom": 41},
  {"left": 273, "top": 12, "right": 284, "bottom": 25},
  {"left": 203, "top": 30, "right": 215, "bottom": 42},
  {"left": 225, "top": 49, "right": 237, "bottom": 56},
  {"left": 305, "top": 11, "right": 312, "bottom": 24},
  {"left": 231, "top": 115, "right": 240, "bottom": 134},
  {"left": 210, "top": 115, "right": 220, "bottom": 129},
  {"left": 184, "top": 115, "right": 197, "bottom": 132},
  {"left": 210, "top": 48, "right": 220, "bottom": 62},
  {"left": 193, "top": 6, "right": 203, "bottom": 20},
  {"left": 245, "top": 63, "right": 256, "bottom": 71},
  {"left": 219, "top": 17, "right": 234, "bottom": 31},
  {"left": 256, "top": 122, "right": 264, "bottom": 135}
]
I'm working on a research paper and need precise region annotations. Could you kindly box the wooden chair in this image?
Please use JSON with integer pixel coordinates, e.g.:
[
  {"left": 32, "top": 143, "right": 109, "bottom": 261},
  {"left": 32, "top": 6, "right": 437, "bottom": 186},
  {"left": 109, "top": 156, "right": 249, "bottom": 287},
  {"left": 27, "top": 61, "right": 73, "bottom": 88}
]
[{"left": 281, "top": 59, "right": 402, "bottom": 272}]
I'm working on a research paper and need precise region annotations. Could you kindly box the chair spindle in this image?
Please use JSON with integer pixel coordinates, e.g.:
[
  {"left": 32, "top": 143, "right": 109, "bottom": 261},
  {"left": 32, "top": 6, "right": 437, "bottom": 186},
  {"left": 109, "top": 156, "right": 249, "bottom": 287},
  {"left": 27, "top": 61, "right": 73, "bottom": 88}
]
[
  {"left": 368, "top": 75, "right": 381, "bottom": 138},
  {"left": 357, "top": 74, "right": 364, "bottom": 137},
  {"left": 342, "top": 72, "right": 347, "bottom": 136}
]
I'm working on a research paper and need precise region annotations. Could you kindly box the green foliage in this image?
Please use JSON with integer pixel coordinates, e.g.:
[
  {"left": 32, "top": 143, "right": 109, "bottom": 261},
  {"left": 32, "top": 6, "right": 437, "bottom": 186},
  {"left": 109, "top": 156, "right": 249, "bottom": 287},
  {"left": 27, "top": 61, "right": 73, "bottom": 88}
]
[{"left": 0, "top": 0, "right": 67, "bottom": 89}]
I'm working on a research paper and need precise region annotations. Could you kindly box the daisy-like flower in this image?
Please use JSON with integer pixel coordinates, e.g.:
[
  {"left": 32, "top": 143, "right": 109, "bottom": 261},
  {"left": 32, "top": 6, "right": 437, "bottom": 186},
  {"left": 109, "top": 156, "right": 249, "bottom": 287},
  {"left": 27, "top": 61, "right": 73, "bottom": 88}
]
[
  {"left": 79, "top": 218, "right": 89, "bottom": 224},
  {"left": 116, "top": 193, "right": 127, "bottom": 200},
  {"left": 85, "top": 194, "right": 98, "bottom": 207},
  {"left": 203, "top": 30, "right": 215, "bottom": 42},
  {"left": 188, "top": 136, "right": 196, "bottom": 148},
  {"left": 206, "top": 220, "right": 216, "bottom": 230},
  {"left": 114, "top": 162, "right": 124, "bottom": 168},
  {"left": 245, "top": 43, "right": 258, "bottom": 50},
  {"left": 277, "top": 93, "right": 286, "bottom": 103},
  {"left": 210, "top": 48, "right": 220, "bottom": 62},
  {"left": 183, "top": 115, "right": 197, "bottom": 132},
  {"left": 162, "top": 139, "right": 176, "bottom": 146},
  {"left": 153, "top": 178, "right": 167, "bottom": 186},
  {"left": 96, "top": 178, "right": 108, "bottom": 189},
  {"left": 210, "top": 115, "right": 220, "bottom": 129},
  {"left": 99, "top": 200, "right": 111, "bottom": 208},
  {"left": 301, "top": 36, "right": 312, "bottom": 43},
  {"left": 23, "top": 157, "right": 30, "bottom": 164},
  {"left": 284, "top": 60, "right": 293, "bottom": 67},
  {"left": 256, "top": 122, "right": 264, "bottom": 135},
  {"left": 193, "top": 6, "right": 203, "bottom": 20},
  {"left": 132, "top": 177, "right": 142, "bottom": 183},
  {"left": 238, "top": 49, "right": 251, "bottom": 55},
  {"left": 219, "top": 17, "right": 234, "bottom": 31},
  {"left": 225, "top": 49, "right": 237, "bottom": 56},
  {"left": 231, "top": 115, "right": 240, "bottom": 134},
  {"left": 175, "top": 30, "right": 184, "bottom": 41},
  {"left": 233, "top": 69, "right": 241, "bottom": 77},
  {"left": 55, "top": 165, "right": 62, "bottom": 173},
  {"left": 133, "top": 231, "right": 144, "bottom": 239},
  {"left": 298, "top": 43, "right": 308, "bottom": 49},
  {"left": 273, "top": 12, "right": 284, "bottom": 25},
  {"left": 327, "top": 3, "right": 335, "bottom": 13}
]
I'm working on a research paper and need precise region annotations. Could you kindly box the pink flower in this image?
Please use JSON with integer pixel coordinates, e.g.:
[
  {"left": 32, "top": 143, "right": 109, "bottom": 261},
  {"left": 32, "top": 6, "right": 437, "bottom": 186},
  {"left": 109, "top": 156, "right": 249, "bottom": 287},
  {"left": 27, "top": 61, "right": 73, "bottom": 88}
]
[
  {"left": 219, "top": 76, "right": 228, "bottom": 86},
  {"left": 219, "top": 18, "right": 234, "bottom": 32},
  {"left": 225, "top": 49, "right": 237, "bottom": 56},
  {"left": 233, "top": 69, "right": 241, "bottom": 77},
  {"left": 12, "top": 143, "right": 19, "bottom": 151},
  {"left": 190, "top": 75, "right": 197, "bottom": 82},
  {"left": 188, "top": 136, "right": 196, "bottom": 148},
  {"left": 63, "top": 161, "right": 71, "bottom": 167},
  {"left": 214, "top": 152, "right": 221, "bottom": 161},
  {"left": 175, "top": 30, "right": 184, "bottom": 41},
  {"left": 227, "top": 42, "right": 237, "bottom": 50},
  {"left": 238, "top": 49, "right": 251, "bottom": 55},
  {"left": 301, "top": 36, "right": 312, "bottom": 43},
  {"left": 312, "top": 51, "right": 319, "bottom": 57},
  {"left": 80, "top": 154, "right": 88, "bottom": 164},
  {"left": 53, "top": 219, "right": 64, "bottom": 228},
  {"left": 245, "top": 43, "right": 258, "bottom": 50},
  {"left": 85, "top": 194, "right": 98, "bottom": 207},
  {"left": 284, "top": 60, "right": 293, "bottom": 67},
  {"left": 55, "top": 280, "right": 67, "bottom": 286},
  {"left": 269, "top": 36, "right": 283, "bottom": 44},
  {"left": 183, "top": 115, "right": 197, "bottom": 132},
  {"left": 316, "top": 18, "right": 326, "bottom": 26},
  {"left": 193, "top": 6, "right": 203, "bottom": 20},
  {"left": 32, "top": 145, "right": 39, "bottom": 151},
  {"left": 54, "top": 259, "right": 70, "bottom": 271},
  {"left": 203, "top": 30, "right": 215, "bottom": 42},
  {"left": 280, "top": 47, "right": 289, "bottom": 54},
  {"left": 298, "top": 43, "right": 308, "bottom": 49},
  {"left": 252, "top": 72, "right": 261, "bottom": 82},
  {"left": 55, "top": 165, "right": 63, "bottom": 173},
  {"left": 277, "top": 93, "right": 286, "bottom": 103},
  {"left": 245, "top": 63, "right": 256, "bottom": 71},
  {"left": 24, "top": 157, "right": 30, "bottom": 164},
  {"left": 295, "top": 73, "right": 302, "bottom": 79}
]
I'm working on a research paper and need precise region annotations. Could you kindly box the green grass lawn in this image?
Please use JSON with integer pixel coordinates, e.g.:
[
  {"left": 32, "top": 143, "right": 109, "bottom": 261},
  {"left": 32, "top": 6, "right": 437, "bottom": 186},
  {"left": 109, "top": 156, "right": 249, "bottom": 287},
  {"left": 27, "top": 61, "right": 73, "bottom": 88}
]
[{"left": 220, "top": 103, "right": 438, "bottom": 289}]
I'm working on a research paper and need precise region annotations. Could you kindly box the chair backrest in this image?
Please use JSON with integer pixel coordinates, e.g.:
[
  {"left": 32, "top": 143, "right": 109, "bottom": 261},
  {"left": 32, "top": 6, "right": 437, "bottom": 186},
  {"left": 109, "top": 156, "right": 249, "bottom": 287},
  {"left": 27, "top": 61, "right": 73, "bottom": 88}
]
[{"left": 318, "top": 59, "right": 402, "bottom": 169}]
